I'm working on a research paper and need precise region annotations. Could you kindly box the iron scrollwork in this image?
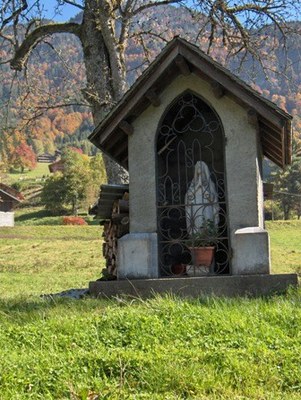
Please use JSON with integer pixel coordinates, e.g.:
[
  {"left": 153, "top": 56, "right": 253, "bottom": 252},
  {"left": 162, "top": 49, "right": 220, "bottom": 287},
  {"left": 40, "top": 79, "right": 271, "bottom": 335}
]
[{"left": 157, "top": 92, "right": 230, "bottom": 276}]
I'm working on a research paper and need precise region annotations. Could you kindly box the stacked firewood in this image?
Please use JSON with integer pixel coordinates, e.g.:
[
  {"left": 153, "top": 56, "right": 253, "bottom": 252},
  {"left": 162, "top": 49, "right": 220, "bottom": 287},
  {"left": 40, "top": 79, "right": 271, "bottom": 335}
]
[{"left": 101, "top": 192, "right": 129, "bottom": 279}]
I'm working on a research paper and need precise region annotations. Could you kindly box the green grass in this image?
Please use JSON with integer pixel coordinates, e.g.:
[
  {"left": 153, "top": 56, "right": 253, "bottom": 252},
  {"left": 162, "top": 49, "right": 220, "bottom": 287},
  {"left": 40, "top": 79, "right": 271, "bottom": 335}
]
[
  {"left": 266, "top": 220, "right": 301, "bottom": 275},
  {"left": 15, "top": 206, "right": 99, "bottom": 226},
  {"left": 0, "top": 222, "right": 300, "bottom": 399},
  {"left": 5, "top": 162, "right": 51, "bottom": 185},
  {"left": 1, "top": 293, "right": 301, "bottom": 399},
  {"left": 0, "top": 225, "right": 103, "bottom": 298},
  {"left": 15, "top": 207, "right": 64, "bottom": 225}
]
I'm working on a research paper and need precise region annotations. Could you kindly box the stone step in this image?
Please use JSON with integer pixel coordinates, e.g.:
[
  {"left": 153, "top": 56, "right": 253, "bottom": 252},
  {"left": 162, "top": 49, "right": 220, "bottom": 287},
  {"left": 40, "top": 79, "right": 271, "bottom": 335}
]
[{"left": 89, "top": 273, "right": 298, "bottom": 299}]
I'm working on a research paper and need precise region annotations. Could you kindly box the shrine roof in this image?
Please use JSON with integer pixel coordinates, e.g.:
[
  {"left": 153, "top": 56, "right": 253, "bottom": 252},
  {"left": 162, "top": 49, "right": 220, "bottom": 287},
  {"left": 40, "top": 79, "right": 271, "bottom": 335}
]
[{"left": 89, "top": 37, "right": 292, "bottom": 169}]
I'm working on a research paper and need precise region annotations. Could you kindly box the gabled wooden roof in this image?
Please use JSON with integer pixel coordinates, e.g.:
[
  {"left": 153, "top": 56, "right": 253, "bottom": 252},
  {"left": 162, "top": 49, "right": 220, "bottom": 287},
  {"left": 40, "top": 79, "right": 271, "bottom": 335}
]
[
  {"left": 89, "top": 37, "right": 292, "bottom": 169},
  {"left": 0, "top": 183, "right": 24, "bottom": 202},
  {"left": 48, "top": 159, "right": 64, "bottom": 173}
]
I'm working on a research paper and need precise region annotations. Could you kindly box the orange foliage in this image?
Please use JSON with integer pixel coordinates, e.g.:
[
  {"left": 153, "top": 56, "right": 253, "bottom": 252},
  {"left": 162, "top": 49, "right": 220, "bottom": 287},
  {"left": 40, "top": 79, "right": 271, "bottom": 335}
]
[{"left": 53, "top": 112, "right": 83, "bottom": 135}]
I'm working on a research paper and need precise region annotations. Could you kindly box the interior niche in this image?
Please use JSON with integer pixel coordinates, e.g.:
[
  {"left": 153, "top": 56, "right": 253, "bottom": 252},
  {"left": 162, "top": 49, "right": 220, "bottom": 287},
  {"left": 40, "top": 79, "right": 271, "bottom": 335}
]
[{"left": 156, "top": 91, "right": 230, "bottom": 276}]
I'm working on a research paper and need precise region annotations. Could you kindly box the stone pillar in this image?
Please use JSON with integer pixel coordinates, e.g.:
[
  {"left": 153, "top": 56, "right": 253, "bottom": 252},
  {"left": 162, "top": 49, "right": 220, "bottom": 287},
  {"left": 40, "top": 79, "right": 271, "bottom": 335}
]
[
  {"left": 117, "top": 233, "right": 159, "bottom": 279},
  {"left": 232, "top": 227, "right": 271, "bottom": 275}
]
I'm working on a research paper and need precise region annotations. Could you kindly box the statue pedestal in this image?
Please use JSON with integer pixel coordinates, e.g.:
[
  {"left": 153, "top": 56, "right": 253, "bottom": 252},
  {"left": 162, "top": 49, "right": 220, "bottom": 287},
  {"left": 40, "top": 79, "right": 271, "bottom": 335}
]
[
  {"left": 117, "top": 233, "right": 159, "bottom": 279},
  {"left": 232, "top": 227, "right": 270, "bottom": 275}
]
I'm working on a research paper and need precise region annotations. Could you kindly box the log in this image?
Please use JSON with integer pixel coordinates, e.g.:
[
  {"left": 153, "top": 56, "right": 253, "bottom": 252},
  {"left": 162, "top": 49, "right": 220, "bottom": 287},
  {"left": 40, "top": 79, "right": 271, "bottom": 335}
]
[
  {"left": 100, "top": 191, "right": 130, "bottom": 279},
  {"left": 123, "top": 192, "right": 129, "bottom": 201},
  {"left": 112, "top": 212, "right": 129, "bottom": 223},
  {"left": 118, "top": 199, "right": 129, "bottom": 213}
]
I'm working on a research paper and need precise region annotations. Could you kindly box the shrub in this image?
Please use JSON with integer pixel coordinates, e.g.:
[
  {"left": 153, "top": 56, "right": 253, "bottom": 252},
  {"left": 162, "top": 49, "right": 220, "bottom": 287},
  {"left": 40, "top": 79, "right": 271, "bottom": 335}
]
[
  {"left": 264, "top": 200, "right": 283, "bottom": 220},
  {"left": 62, "top": 216, "right": 88, "bottom": 225}
]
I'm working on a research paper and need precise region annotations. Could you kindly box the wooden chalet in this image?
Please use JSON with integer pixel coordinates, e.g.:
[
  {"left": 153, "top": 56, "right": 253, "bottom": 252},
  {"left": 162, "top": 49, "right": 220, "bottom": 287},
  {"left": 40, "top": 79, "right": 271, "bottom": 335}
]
[
  {"left": 37, "top": 153, "right": 56, "bottom": 163},
  {"left": 0, "top": 183, "right": 24, "bottom": 212},
  {"left": 48, "top": 159, "right": 64, "bottom": 173}
]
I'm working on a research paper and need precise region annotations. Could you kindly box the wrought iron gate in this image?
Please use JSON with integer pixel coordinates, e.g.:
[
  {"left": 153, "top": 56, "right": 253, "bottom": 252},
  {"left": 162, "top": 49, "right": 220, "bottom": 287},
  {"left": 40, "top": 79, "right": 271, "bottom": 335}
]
[{"left": 156, "top": 92, "right": 230, "bottom": 276}]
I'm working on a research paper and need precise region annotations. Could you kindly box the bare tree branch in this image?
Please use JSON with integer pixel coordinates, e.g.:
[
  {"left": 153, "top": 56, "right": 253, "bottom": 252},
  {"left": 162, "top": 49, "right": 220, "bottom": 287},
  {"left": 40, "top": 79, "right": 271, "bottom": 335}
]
[
  {"left": 1, "top": 0, "right": 28, "bottom": 29},
  {"left": 10, "top": 22, "right": 81, "bottom": 71},
  {"left": 132, "top": 0, "right": 182, "bottom": 16},
  {"left": 59, "top": 0, "right": 84, "bottom": 10}
]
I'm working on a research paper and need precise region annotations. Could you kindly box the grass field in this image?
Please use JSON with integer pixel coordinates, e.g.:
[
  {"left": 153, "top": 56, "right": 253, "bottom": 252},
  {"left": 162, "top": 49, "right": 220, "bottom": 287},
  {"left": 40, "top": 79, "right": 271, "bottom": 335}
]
[
  {"left": 0, "top": 225, "right": 103, "bottom": 297},
  {"left": 5, "top": 162, "right": 51, "bottom": 185},
  {"left": 14, "top": 207, "right": 97, "bottom": 226},
  {"left": 0, "top": 222, "right": 300, "bottom": 399},
  {"left": 267, "top": 220, "right": 301, "bottom": 275}
]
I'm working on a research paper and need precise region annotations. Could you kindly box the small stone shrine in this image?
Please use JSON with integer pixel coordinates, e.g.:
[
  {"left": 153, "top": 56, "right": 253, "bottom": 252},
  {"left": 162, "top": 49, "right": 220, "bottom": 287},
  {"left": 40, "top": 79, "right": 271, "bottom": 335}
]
[{"left": 89, "top": 38, "right": 297, "bottom": 297}]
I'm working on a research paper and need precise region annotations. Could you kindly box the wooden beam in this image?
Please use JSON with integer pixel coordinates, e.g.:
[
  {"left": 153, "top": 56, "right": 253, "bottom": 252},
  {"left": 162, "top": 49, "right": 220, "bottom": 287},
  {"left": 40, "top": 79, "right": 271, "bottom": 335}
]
[
  {"left": 112, "top": 140, "right": 128, "bottom": 157},
  {"left": 98, "top": 46, "right": 179, "bottom": 146},
  {"left": 263, "top": 149, "right": 283, "bottom": 168},
  {"left": 105, "top": 129, "right": 126, "bottom": 150},
  {"left": 259, "top": 118, "right": 284, "bottom": 134},
  {"left": 121, "top": 155, "right": 128, "bottom": 165},
  {"left": 262, "top": 144, "right": 283, "bottom": 160},
  {"left": 259, "top": 124, "right": 283, "bottom": 146},
  {"left": 261, "top": 136, "right": 283, "bottom": 158},
  {"left": 182, "top": 46, "right": 286, "bottom": 130},
  {"left": 119, "top": 120, "right": 134, "bottom": 136},
  {"left": 247, "top": 108, "right": 258, "bottom": 127},
  {"left": 175, "top": 55, "right": 190, "bottom": 76},
  {"left": 211, "top": 81, "right": 225, "bottom": 99},
  {"left": 145, "top": 89, "right": 161, "bottom": 107}
]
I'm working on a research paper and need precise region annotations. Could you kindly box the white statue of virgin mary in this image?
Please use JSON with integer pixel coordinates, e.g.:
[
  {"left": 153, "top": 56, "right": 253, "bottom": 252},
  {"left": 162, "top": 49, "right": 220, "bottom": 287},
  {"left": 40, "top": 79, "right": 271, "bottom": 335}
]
[{"left": 185, "top": 161, "right": 219, "bottom": 235}]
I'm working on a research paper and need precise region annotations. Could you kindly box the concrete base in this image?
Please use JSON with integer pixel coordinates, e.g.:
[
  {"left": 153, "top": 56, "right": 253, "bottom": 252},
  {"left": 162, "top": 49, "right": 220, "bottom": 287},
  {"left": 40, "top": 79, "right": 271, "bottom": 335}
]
[
  {"left": 117, "top": 233, "right": 159, "bottom": 279},
  {"left": 232, "top": 227, "right": 271, "bottom": 274},
  {"left": 89, "top": 274, "right": 298, "bottom": 299}
]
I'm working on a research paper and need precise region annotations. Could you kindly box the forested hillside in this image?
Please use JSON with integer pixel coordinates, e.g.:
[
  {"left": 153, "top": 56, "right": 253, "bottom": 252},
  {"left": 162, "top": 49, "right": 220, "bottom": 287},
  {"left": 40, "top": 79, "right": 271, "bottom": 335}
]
[{"left": 1, "top": 6, "right": 301, "bottom": 168}]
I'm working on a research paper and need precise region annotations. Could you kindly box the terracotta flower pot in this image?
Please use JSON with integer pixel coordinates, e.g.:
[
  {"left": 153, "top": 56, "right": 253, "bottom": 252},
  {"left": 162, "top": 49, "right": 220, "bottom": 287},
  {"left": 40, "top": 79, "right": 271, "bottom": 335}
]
[
  {"left": 189, "top": 246, "right": 215, "bottom": 267},
  {"left": 170, "top": 263, "right": 187, "bottom": 275}
]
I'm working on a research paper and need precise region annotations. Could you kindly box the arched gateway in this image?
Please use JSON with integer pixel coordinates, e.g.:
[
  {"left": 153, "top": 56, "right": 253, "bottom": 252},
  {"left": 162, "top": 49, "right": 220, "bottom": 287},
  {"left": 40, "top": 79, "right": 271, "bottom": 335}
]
[{"left": 156, "top": 92, "right": 229, "bottom": 276}]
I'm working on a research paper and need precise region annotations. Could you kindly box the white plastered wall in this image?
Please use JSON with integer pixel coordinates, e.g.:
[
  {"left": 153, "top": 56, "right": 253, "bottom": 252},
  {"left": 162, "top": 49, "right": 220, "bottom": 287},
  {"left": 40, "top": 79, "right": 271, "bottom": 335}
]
[
  {"left": 0, "top": 212, "right": 15, "bottom": 227},
  {"left": 127, "top": 73, "right": 266, "bottom": 274}
]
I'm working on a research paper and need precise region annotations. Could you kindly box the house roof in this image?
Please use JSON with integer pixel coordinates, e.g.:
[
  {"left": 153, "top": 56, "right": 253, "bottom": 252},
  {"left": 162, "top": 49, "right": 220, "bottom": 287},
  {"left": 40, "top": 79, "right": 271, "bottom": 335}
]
[
  {"left": 48, "top": 159, "right": 64, "bottom": 173},
  {"left": 0, "top": 183, "right": 24, "bottom": 202},
  {"left": 89, "top": 37, "right": 292, "bottom": 169}
]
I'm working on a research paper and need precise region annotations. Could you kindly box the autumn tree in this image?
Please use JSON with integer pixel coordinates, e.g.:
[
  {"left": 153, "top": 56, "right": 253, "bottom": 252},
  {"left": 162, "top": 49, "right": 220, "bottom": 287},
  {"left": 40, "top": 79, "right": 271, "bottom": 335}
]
[
  {"left": 272, "top": 138, "right": 301, "bottom": 219},
  {"left": 41, "top": 148, "right": 106, "bottom": 214},
  {"left": 2, "top": 0, "right": 301, "bottom": 182},
  {"left": 11, "top": 142, "right": 36, "bottom": 172},
  {"left": 40, "top": 173, "right": 68, "bottom": 214}
]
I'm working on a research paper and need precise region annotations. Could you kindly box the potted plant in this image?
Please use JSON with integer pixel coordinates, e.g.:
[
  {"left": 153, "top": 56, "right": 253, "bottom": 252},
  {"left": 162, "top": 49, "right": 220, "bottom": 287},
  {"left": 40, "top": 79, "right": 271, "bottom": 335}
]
[{"left": 187, "top": 219, "right": 218, "bottom": 268}]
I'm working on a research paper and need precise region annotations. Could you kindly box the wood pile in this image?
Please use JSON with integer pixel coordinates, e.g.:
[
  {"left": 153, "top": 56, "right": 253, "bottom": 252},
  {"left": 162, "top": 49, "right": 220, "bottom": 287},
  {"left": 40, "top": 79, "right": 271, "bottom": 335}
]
[{"left": 101, "top": 192, "right": 129, "bottom": 279}]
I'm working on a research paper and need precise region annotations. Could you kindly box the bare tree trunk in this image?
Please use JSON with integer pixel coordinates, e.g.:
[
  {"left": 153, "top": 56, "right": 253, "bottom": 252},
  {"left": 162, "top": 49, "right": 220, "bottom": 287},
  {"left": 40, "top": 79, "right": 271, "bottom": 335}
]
[
  {"left": 79, "top": 0, "right": 128, "bottom": 184},
  {"left": 9, "top": 0, "right": 296, "bottom": 186}
]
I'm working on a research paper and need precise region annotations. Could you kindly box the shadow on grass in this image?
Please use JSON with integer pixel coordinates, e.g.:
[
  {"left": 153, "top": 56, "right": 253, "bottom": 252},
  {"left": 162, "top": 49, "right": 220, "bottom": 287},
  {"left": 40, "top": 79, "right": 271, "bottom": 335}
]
[
  {"left": 16, "top": 209, "right": 99, "bottom": 226},
  {"left": 15, "top": 209, "right": 63, "bottom": 225},
  {"left": 0, "top": 291, "right": 111, "bottom": 316}
]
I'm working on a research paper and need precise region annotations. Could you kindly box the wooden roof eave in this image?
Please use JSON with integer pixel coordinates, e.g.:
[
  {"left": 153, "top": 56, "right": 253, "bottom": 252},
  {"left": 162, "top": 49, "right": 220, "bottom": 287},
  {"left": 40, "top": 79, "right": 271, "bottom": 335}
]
[
  {"left": 0, "top": 189, "right": 22, "bottom": 202},
  {"left": 179, "top": 45, "right": 290, "bottom": 132},
  {"left": 89, "top": 44, "right": 181, "bottom": 147},
  {"left": 89, "top": 37, "right": 292, "bottom": 168},
  {"left": 284, "top": 119, "right": 292, "bottom": 166}
]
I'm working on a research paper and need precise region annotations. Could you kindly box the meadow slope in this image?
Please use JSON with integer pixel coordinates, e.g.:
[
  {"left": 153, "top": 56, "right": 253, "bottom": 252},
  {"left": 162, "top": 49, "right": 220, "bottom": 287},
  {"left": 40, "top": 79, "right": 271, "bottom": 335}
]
[{"left": 0, "top": 222, "right": 300, "bottom": 399}]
